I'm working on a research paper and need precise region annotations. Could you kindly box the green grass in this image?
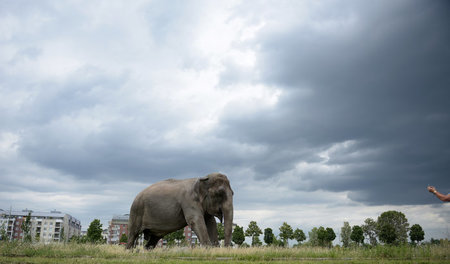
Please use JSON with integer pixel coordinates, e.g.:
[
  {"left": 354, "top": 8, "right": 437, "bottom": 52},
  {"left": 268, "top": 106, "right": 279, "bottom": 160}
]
[{"left": 0, "top": 242, "right": 448, "bottom": 263}]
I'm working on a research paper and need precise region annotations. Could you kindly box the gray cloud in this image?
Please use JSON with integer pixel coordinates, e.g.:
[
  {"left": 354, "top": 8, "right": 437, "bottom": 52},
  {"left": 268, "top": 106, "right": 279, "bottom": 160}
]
[
  {"left": 0, "top": 0, "right": 449, "bottom": 236},
  {"left": 217, "top": 0, "right": 450, "bottom": 205}
]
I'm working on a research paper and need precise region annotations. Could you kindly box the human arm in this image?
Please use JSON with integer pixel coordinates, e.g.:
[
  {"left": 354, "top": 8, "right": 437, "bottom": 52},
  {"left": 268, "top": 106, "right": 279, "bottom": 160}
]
[{"left": 428, "top": 186, "right": 450, "bottom": 202}]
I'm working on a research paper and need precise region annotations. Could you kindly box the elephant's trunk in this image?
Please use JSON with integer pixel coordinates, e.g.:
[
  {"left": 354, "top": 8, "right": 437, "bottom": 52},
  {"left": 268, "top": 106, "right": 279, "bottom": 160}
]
[{"left": 223, "top": 198, "right": 233, "bottom": 246}]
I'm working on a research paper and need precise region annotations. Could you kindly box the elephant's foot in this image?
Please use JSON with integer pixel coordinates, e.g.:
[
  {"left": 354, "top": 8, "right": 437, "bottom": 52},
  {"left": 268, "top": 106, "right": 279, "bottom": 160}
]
[{"left": 144, "top": 235, "right": 162, "bottom": 250}]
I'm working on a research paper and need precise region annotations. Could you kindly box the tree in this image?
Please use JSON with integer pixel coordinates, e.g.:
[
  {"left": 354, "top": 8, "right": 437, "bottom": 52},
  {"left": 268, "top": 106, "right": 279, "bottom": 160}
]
[
  {"left": 279, "top": 222, "right": 294, "bottom": 247},
  {"left": 409, "top": 224, "right": 425, "bottom": 245},
  {"left": 87, "top": 219, "right": 103, "bottom": 243},
  {"left": 253, "top": 236, "right": 262, "bottom": 246},
  {"left": 340, "top": 222, "right": 351, "bottom": 248},
  {"left": 377, "top": 211, "right": 409, "bottom": 244},
  {"left": 245, "top": 221, "right": 263, "bottom": 247},
  {"left": 60, "top": 227, "right": 65, "bottom": 243},
  {"left": 308, "top": 227, "right": 319, "bottom": 246},
  {"left": 21, "top": 212, "right": 32, "bottom": 242},
  {"left": 317, "top": 227, "right": 335, "bottom": 247},
  {"left": 379, "top": 224, "right": 396, "bottom": 244},
  {"left": 0, "top": 221, "right": 8, "bottom": 241},
  {"left": 232, "top": 225, "right": 245, "bottom": 246},
  {"left": 317, "top": 227, "right": 327, "bottom": 247},
  {"left": 362, "top": 218, "right": 378, "bottom": 246},
  {"left": 272, "top": 236, "right": 285, "bottom": 247},
  {"left": 164, "top": 228, "right": 185, "bottom": 246},
  {"left": 326, "top": 228, "right": 336, "bottom": 247},
  {"left": 120, "top": 233, "right": 128, "bottom": 244},
  {"left": 430, "top": 238, "right": 440, "bottom": 245},
  {"left": 264, "top": 228, "right": 274, "bottom": 245},
  {"left": 350, "top": 225, "right": 364, "bottom": 246},
  {"left": 293, "top": 228, "right": 306, "bottom": 245},
  {"left": 217, "top": 223, "right": 225, "bottom": 241}
]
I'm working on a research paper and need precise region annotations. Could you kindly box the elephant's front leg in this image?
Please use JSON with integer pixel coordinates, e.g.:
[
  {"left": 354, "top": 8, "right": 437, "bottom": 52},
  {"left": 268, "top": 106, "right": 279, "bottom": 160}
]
[
  {"left": 205, "top": 214, "right": 219, "bottom": 246},
  {"left": 186, "top": 214, "right": 212, "bottom": 246}
]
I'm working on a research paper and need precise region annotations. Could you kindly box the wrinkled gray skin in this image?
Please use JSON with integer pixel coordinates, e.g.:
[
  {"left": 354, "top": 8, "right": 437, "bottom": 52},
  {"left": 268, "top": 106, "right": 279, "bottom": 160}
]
[{"left": 126, "top": 173, "right": 234, "bottom": 249}]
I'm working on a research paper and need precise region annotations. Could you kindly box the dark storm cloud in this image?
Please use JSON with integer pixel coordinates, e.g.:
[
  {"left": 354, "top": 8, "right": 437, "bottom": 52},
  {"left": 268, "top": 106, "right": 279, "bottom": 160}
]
[
  {"left": 218, "top": 0, "right": 450, "bottom": 205},
  {"left": 20, "top": 132, "right": 237, "bottom": 182}
]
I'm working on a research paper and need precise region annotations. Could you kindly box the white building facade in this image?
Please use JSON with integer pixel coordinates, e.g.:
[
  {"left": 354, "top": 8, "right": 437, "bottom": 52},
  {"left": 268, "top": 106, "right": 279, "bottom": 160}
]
[{"left": 0, "top": 209, "right": 81, "bottom": 243}]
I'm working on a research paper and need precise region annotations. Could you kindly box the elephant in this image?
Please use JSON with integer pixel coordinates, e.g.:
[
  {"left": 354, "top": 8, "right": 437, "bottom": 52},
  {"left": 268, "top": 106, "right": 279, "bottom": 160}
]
[{"left": 126, "top": 172, "right": 234, "bottom": 249}]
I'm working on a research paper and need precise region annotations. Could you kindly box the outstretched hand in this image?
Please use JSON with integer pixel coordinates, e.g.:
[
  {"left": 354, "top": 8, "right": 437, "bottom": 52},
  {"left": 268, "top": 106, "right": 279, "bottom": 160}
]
[
  {"left": 427, "top": 186, "right": 436, "bottom": 193},
  {"left": 427, "top": 185, "right": 450, "bottom": 202}
]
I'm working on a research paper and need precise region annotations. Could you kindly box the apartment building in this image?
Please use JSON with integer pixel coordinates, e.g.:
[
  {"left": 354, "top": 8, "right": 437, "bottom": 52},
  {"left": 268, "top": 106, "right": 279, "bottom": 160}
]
[
  {"left": 0, "top": 209, "right": 81, "bottom": 243},
  {"left": 108, "top": 214, "right": 129, "bottom": 244},
  {"left": 184, "top": 225, "right": 198, "bottom": 245}
]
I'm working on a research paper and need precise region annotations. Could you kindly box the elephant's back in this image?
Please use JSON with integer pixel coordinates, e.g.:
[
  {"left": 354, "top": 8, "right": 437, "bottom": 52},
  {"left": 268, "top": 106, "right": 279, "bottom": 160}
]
[
  {"left": 146, "top": 178, "right": 194, "bottom": 192},
  {"left": 134, "top": 178, "right": 196, "bottom": 203}
]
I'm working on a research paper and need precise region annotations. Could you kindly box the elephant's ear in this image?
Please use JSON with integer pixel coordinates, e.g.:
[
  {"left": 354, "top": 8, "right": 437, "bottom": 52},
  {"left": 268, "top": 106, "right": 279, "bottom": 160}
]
[{"left": 194, "top": 177, "right": 209, "bottom": 203}]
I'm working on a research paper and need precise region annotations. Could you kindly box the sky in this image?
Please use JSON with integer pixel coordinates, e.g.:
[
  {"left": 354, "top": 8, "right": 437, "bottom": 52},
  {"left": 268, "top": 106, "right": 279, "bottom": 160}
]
[{"left": 0, "top": 0, "right": 449, "bottom": 242}]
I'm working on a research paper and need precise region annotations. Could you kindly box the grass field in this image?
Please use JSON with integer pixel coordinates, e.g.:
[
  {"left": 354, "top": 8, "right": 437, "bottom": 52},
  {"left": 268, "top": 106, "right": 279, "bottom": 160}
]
[{"left": 0, "top": 242, "right": 449, "bottom": 263}]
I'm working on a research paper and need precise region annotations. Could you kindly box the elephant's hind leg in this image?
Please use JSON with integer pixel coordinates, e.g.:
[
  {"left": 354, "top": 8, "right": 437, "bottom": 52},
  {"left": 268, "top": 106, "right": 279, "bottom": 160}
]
[
  {"left": 143, "top": 229, "right": 151, "bottom": 241},
  {"left": 126, "top": 224, "right": 141, "bottom": 249},
  {"left": 144, "top": 234, "right": 162, "bottom": 250},
  {"left": 126, "top": 214, "right": 142, "bottom": 249},
  {"left": 126, "top": 230, "right": 140, "bottom": 249}
]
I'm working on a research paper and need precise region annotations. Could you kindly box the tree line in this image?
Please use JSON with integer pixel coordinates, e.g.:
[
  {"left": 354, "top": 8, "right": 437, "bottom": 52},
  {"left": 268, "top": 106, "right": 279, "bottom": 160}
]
[
  {"left": 340, "top": 210, "right": 425, "bottom": 247},
  {"left": 229, "top": 210, "right": 427, "bottom": 247},
  {"left": 229, "top": 221, "right": 334, "bottom": 247}
]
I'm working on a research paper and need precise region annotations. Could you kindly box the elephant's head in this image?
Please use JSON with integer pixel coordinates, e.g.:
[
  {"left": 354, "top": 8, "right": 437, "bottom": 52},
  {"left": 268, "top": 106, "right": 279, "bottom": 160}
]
[{"left": 198, "top": 173, "right": 234, "bottom": 246}]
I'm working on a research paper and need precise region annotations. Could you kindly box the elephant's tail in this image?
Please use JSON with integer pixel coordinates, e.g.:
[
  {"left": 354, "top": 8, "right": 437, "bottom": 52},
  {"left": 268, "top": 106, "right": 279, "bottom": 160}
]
[
  {"left": 126, "top": 219, "right": 136, "bottom": 249},
  {"left": 126, "top": 201, "right": 142, "bottom": 249}
]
